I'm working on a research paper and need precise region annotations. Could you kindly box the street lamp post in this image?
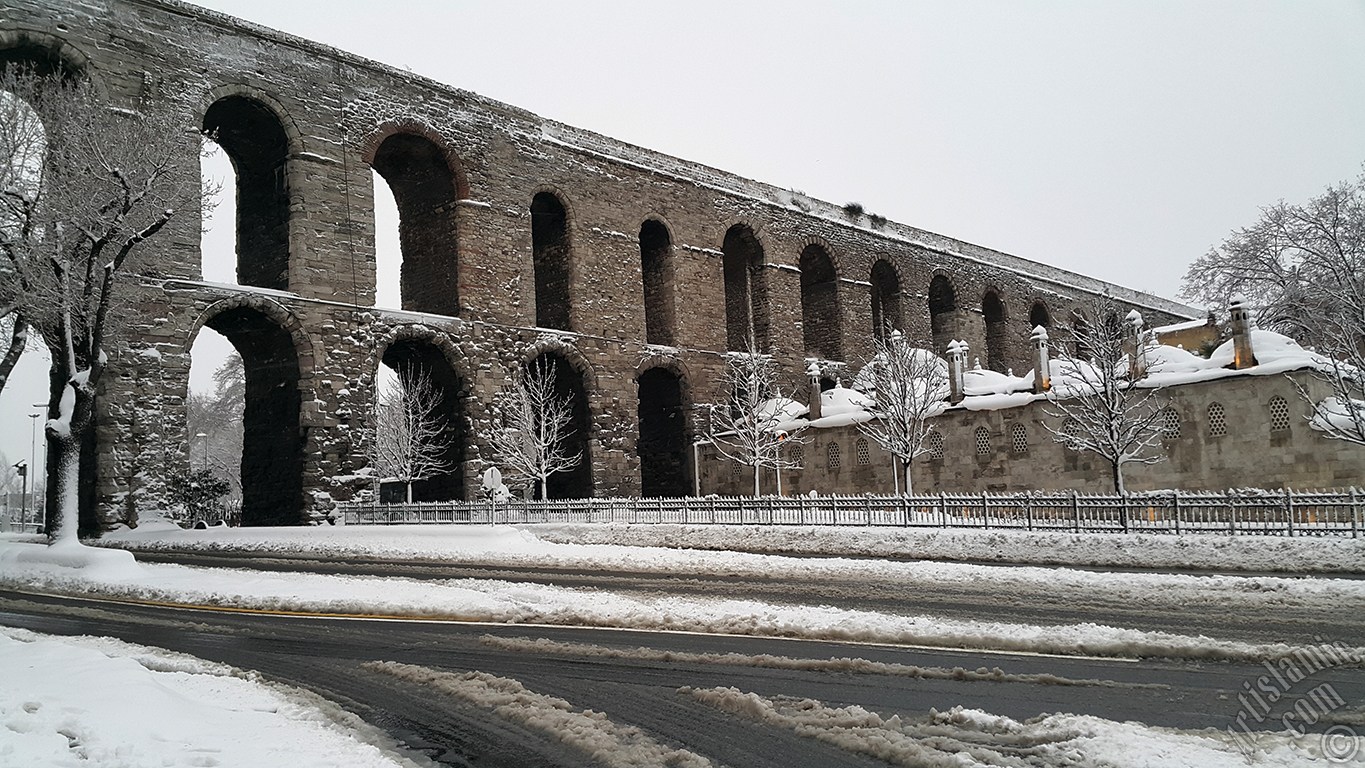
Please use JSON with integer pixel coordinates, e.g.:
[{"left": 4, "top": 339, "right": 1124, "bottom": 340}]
[
  {"left": 12, "top": 461, "right": 26, "bottom": 533},
  {"left": 195, "top": 432, "right": 208, "bottom": 472},
  {"left": 29, "top": 412, "right": 40, "bottom": 531}
]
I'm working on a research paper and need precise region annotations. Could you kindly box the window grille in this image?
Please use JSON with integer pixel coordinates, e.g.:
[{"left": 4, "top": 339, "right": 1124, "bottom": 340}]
[
  {"left": 827, "top": 442, "right": 841, "bottom": 469},
  {"left": 1208, "top": 402, "right": 1227, "bottom": 437},
  {"left": 1162, "top": 408, "right": 1182, "bottom": 440},
  {"left": 927, "top": 431, "right": 945, "bottom": 460},
  {"left": 1269, "top": 396, "right": 1290, "bottom": 432},
  {"left": 855, "top": 438, "right": 870, "bottom": 465},
  {"left": 730, "top": 462, "right": 739, "bottom": 477},
  {"left": 788, "top": 444, "right": 804, "bottom": 466},
  {"left": 1009, "top": 423, "right": 1028, "bottom": 454},
  {"left": 974, "top": 427, "right": 991, "bottom": 456},
  {"left": 1061, "top": 419, "right": 1082, "bottom": 451}
]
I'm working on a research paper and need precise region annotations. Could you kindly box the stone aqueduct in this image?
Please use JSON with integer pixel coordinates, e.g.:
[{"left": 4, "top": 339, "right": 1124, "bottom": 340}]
[{"left": 7, "top": 0, "right": 1192, "bottom": 528}]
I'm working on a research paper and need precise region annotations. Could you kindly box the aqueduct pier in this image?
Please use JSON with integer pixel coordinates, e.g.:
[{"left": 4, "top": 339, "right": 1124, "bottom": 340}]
[{"left": 4, "top": 0, "right": 1193, "bottom": 528}]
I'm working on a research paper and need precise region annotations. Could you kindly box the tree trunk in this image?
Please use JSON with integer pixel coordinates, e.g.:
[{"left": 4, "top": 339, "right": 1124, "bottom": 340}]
[
  {"left": 903, "top": 457, "right": 914, "bottom": 496},
  {"left": 0, "top": 318, "right": 26, "bottom": 396},
  {"left": 539, "top": 471, "right": 547, "bottom": 500},
  {"left": 890, "top": 457, "right": 900, "bottom": 495},
  {"left": 48, "top": 430, "right": 81, "bottom": 544},
  {"left": 752, "top": 465, "right": 760, "bottom": 497},
  {"left": 405, "top": 482, "right": 413, "bottom": 503}
]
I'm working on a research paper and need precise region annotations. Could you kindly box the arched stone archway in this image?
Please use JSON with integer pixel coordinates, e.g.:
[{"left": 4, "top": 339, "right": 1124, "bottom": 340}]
[
  {"left": 639, "top": 219, "right": 675, "bottom": 346},
  {"left": 532, "top": 191, "right": 573, "bottom": 331},
  {"left": 203, "top": 94, "right": 292, "bottom": 291},
  {"left": 983, "top": 290, "right": 1007, "bottom": 372},
  {"left": 637, "top": 366, "right": 688, "bottom": 497},
  {"left": 196, "top": 304, "right": 305, "bottom": 526},
  {"left": 722, "top": 224, "right": 769, "bottom": 352},
  {"left": 527, "top": 350, "right": 593, "bottom": 499},
  {"left": 870, "top": 260, "right": 902, "bottom": 342},
  {"left": 370, "top": 132, "right": 462, "bottom": 317},
  {"left": 377, "top": 337, "right": 466, "bottom": 501},
  {"left": 928, "top": 274, "right": 957, "bottom": 354},
  {"left": 800, "top": 243, "right": 841, "bottom": 360}
]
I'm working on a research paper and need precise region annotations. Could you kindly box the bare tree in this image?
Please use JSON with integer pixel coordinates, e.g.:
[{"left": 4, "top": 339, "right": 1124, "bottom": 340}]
[
  {"left": 856, "top": 330, "right": 949, "bottom": 495},
  {"left": 0, "top": 68, "right": 207, "bottom": 541},
  {"left": 705, "top": 349, "right": 806, "bottom": 497},
  {"left": 1184, "top": 174, "right": 1365, "bottom": 446},
  {"left": 484, "top": 357, "right": 581, "bottom": 500},
  {"left": 373, "top": 366, "right": 454, "bottom": 503},
  {"left": 1042, "top": 297, "right": 1168, "bottom": 495},
  {"left": 0, "top": 74, "right": 46, "bottom": 396}
]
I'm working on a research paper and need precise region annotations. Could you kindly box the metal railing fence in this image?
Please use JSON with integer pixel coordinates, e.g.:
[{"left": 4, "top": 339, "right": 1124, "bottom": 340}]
[{"left": 338, "top": 488, "right": 1363, "bottom": 537}]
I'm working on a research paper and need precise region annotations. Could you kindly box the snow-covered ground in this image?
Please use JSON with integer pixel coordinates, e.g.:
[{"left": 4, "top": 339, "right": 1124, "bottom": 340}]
[
  {"left": 4, "top": 525, "right": 1363, "bottom": 767},
  {"left": 0, "top": 627, "right": 427, "bottom": 768},
  {"left": 3, "top": 526, "right": 1362, "bottom": 662}
]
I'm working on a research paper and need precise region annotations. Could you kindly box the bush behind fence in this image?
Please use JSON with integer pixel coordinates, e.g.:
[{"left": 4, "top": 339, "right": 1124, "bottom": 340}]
[{"left": 339, "top": 489, "right": 1363, "bottom": 537}]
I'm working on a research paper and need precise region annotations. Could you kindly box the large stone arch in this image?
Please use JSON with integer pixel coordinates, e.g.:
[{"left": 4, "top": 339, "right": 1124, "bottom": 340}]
[
  {"left": 202, "top": 88, "right": 298, "bottom": 292},
  {"left": 982, "top": 287, "right": 1008, "bottom": 372},
  {"left": 520, "top": 338, "right": 594, "bottom": 499},
  {"left": 369, "top": 323, "right": 469, "bottom": 501},
  {"left": 0, "top": 29, "right": 93, "bottom": 79},
  {"left": 185, "top": 296, "right": 310, "bottom": 526},
  {"left": 362, "top": 120, "right": 468, "bottom": 317},
  {"left": 635, "top": 362, "right": 690, "bottom": 498}
]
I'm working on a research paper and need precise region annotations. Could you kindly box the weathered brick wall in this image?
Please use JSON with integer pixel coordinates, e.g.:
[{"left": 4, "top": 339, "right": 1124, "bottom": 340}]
[
  {"left": 6, "top": 0, "right": 1197, "bottom": 525},
  {"left": 699, "top": 371, "right": 1365, "bottom": 496}
]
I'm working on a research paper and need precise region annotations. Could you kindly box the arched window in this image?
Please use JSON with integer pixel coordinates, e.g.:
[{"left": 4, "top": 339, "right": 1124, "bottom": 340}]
[
  {"left": 826, "top": 442, "right": 841, "bottom": 469},
  {"left": 1208, "top": 402, "right": 1227, "bottom": 437},
  {"left": 788, "top": 444, "right": 805, "bottom": 467},
  {"left": 722, "top": 224, "right": 769, "bottom": 352},
  {"left": 928, "top": 275, "right": 956, "bottom": 354},
  {"left": 371, "top": 132, "right": 461, "bottom": 316},
  {"left": 1009, "top": 423, "right": 1028, "bottom": 454},
  {"left": 983, "top": 290, "right": 1007, "bottom": 372},
  {"left": 974, "top": 427, "right": 991, "bottom": 456},
  {"left": 800, "top": 244, "right": 841, "bottom": 360},
  {"left": 1029, "top": 301, "right": 1051, "bottom": 330},
  {"left": 870, "top": 260, "right": 902, "bottom": 342},
  {"left": 855, "top": 437, "right": 870, "bottom": 466},
  {"left": 926, "top": 431, "right": 945, "bottom": 460},
  {"left": 639, "top": 220, "right": 675, "bottom": 346},
  {"left": 1162, "top": 408, "right": 1182, "bottom": 440},
  {"left": 531, "top": 192, "right": 572, "bottom": 331},
  {"left": 1061, "top": 418, "right": 1083, "bottom": 450},
  {"left": 203, "top": 95, "right": 291, "bottom": 291},
  {"left": 1268, "top": 396, "right": 1291, "bottom": 432}
]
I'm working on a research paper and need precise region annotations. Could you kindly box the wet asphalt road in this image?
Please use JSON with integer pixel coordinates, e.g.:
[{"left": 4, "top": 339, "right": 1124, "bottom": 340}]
[{"left": 4, "top": 589, "right": 1361, "bottom": 767}]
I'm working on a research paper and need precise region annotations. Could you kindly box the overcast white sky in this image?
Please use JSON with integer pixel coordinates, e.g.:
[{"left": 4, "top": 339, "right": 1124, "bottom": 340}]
[{"left": 3, "top": 0, "right": 1363, "bottom": 480}]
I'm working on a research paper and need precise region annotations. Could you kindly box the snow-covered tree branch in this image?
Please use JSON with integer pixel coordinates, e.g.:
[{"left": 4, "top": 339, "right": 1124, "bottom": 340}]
[
  {"left": 705, "top": 348, "right": 806, "bottom": 497},
  {"left": 372, "top": 366, "right": 455, "bottom": 503},
  {"left": 1042, "top": 297, "right": 1168, "bottom": 495},
  {"left": 0, "top": 67, "right": 209, "bottom": 540},
  {"left": 484, "top": 358, "right": 581, "bottom": 500},
  {"left": 1183, "top": 173, "right": 1365, "bottom": 447},
  {"left": 855, "top": 331, "right": 949, "bottom": 495}
]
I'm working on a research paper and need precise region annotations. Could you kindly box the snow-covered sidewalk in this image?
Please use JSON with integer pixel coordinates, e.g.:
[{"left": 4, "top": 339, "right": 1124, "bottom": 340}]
[{"left": 0, "top": 627, "right": 426, "bottom": 768}]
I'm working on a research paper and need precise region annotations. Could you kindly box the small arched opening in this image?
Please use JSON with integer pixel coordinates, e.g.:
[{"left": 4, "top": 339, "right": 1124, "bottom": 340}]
[
  {"left": 799, "top": 244, "right": 841, "bottom": 360},
  {"left": 722, "top": 224, "right": 769, "bottom": 352},
  {"left": 531, "top": 192, "right": 572, "bottom": 331},
  {"left": 639, "top": 219, "right": 675, "bottom": 346},
  {"left": 1030, "top": 301, "right": 1051, "bottom": 330},
  {"left": 928, "top": 275, "right": 957, "bottom": 354},
  {"left": 202, "top": 95, "right": 291, "bottom": 291},
  {"left": 870, "top": 260, "right": 902, "bottom": 342},
  {"left": 637, "top": 367, "right": 688, "bottom": 498},
  {"left": 983, "top": 290, "right": 1007, "bottom": 372}
]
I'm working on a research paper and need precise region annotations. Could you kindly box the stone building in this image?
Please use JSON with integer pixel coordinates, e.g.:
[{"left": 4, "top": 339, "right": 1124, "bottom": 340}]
[{"left": 6, "top": 0, "right": 1194, "bottom": 529}]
